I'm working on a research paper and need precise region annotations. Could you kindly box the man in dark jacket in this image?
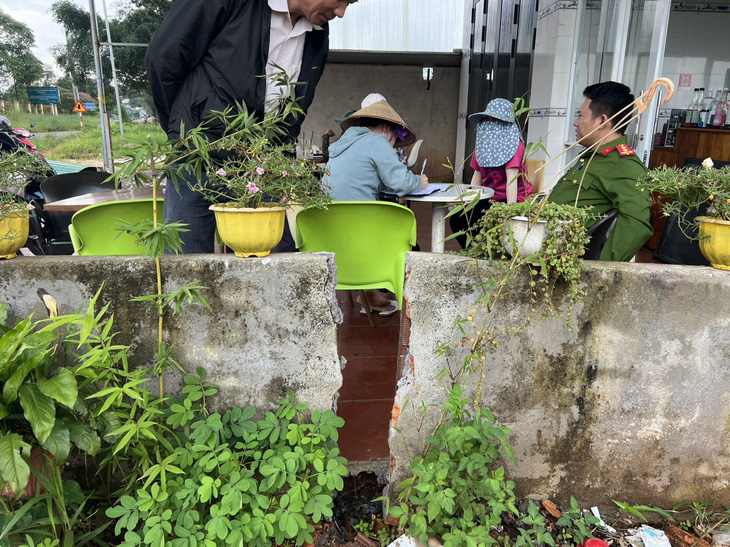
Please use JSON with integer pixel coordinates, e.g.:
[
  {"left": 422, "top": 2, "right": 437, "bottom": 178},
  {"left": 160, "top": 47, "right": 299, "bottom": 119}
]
[{"left": 146, "top": 0, "right": 357, "bottom": 253}]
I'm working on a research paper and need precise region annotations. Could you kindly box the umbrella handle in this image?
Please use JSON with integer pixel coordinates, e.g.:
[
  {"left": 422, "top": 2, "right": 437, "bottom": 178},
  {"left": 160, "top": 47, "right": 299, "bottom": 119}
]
[{"left": 634, "top": 77, "right": 675, "bottom": 114}]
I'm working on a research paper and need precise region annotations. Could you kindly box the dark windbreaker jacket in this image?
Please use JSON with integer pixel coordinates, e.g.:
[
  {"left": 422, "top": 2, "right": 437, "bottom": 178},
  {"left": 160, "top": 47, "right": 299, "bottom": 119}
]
[{"left": 145, "top": 0, "right": 329, "bottom": 143}]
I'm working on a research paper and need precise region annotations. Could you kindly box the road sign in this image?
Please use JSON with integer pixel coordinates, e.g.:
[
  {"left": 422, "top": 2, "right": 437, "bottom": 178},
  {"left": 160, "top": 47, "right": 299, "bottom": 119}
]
[
  {"left": 27, "top": 87, "right": 60, "bottom": 104},
  {"left": 81, "top": 102, "right": 96, "bottom": 112},
  {"left": 72, "top": 101, "right": 88, "bottom": 113}
]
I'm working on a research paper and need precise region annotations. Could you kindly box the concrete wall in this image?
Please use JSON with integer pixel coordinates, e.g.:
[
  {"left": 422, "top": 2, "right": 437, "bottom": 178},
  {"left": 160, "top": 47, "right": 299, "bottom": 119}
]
[
  {"left": 392, "top": 253, "right": 730, "bottom": 508},
  {"left": 3, "top": 252, "right": 730, "bottom": 507},
  {"left": 0, "top": 254, "right": 342, "bottom": 414},
  {"left": 301, "top": 57, "right": 461, "bottom": 183}
]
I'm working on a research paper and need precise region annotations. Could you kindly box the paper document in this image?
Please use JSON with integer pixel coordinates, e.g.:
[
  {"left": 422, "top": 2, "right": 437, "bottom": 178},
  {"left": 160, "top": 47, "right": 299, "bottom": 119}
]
[{"left": 408, "top": 184, "right": 443, "bottom": 197}]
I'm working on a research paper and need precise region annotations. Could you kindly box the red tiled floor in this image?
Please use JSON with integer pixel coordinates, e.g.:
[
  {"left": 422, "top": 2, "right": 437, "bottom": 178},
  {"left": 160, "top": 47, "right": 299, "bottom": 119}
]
[
  {"left": 339, "top": 355, "right": 398, "bottom": 401},
  {"left": 336, "top": 399, "right": 393, "bottom": 461},
  {"left": 336, "top": 289, "right": 401, "bottom": 463}
]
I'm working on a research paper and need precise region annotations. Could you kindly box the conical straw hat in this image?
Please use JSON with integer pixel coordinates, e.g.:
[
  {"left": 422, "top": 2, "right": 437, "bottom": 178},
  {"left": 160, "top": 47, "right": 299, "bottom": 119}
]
[{"left": 340, "top": 99, "right": 416, "bottom": 147}]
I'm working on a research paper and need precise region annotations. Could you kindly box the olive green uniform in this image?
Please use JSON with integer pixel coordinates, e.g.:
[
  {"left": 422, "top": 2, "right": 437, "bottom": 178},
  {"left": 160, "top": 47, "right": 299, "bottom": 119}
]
[{"left": 548, "top": 135, "right": 652, "bottom": 262}]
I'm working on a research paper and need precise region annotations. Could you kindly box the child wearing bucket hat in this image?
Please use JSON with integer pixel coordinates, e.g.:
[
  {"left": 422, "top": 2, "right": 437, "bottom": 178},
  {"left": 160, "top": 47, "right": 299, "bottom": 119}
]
[
  {"left": 323, "top": 97, "right": 428, "bottom": 316},
  {"left": 450, "top": 98, "right": 531, "bottom": 249}
]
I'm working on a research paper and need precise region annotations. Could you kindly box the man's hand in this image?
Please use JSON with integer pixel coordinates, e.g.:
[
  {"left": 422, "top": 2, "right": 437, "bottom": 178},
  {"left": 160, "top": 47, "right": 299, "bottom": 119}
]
[{"left": 420, "top": 174, "right": 429, "bottom": 189}]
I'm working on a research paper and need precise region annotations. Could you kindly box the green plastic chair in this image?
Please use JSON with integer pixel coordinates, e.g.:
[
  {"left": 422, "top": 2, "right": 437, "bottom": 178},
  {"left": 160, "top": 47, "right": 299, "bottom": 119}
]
[
  {"left": 69, "top": 198, "right": 164, "bottom": 255},
  {"left": 296, "top": 201, "right": 417, "bottom": 311}
]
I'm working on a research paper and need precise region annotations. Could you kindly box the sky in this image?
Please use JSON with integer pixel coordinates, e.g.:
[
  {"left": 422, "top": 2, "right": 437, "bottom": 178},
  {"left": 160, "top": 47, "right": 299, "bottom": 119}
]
[{"left": 0, "top": 0, "right": 116, "bottom": 74}]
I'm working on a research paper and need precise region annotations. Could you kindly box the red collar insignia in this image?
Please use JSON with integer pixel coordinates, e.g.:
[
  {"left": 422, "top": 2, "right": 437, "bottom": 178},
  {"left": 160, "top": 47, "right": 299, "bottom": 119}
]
[
  {"left": 617, "top": 144, "right": 636, "bottom": 156},
  {"left": 599, "top": 146, "right": 614, "bottom": 156}
]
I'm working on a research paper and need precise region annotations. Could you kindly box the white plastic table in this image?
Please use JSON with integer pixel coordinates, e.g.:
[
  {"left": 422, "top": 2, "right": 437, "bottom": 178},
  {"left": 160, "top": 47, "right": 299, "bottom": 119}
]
[{"left": 404, "top": 183, "right": 495, "bottom": 252}]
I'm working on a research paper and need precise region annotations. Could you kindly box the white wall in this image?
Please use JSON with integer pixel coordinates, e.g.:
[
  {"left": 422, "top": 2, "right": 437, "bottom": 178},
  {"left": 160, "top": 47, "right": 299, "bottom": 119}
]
[
  {"left": 526, "top": 0, "right": 579, "bottom": 191},
  {"left": 660, "top": 11, "right": 730, "bottom": 112}
]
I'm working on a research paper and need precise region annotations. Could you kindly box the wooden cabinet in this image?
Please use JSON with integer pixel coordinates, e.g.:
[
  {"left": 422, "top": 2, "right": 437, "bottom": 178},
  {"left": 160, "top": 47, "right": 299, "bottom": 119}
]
[{"left": 649, "top": 127, "right": 730, "bottom": 168}]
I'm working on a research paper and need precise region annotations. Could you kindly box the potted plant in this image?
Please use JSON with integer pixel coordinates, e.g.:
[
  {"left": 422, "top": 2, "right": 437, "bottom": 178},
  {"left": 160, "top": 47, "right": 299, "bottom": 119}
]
[
  {"left": 638, "top": 161, "right": 730, "bottom": 270},
  {"left": 193, "top": 128, "right": 331, "bottom": 257},
  {"left": 466, "top": 199, "right": 592, "bottom": 315},
  {"left": 0, "top": 149, "right": 47, "bottom": 259}
]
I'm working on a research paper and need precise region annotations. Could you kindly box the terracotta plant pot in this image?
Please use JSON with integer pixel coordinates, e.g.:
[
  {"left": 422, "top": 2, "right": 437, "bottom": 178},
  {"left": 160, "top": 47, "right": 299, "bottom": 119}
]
[
  {"left": 696, "top": 216, "right": 730, "bottom": 270},
  {"left": 0, "top": 205, "right": 31, "bottom": 259},
  {"left": 209, "top": 204, "right": 286, "bottom": 258}
]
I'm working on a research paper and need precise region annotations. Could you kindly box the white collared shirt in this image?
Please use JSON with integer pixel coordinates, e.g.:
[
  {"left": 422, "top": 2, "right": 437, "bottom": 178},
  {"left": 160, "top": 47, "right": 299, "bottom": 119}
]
[{"left": 266, "top": 0, "right": 321, "bottom": 113}]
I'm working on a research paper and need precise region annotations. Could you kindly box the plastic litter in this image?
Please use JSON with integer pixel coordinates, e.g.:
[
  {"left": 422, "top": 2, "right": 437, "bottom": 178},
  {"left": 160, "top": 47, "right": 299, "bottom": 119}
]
[
  {"left": 591, "top": 506, "right": 617, "bottom": 534},
  {"left": 627, "top": 525, "right": 672, "bottom": 547}
]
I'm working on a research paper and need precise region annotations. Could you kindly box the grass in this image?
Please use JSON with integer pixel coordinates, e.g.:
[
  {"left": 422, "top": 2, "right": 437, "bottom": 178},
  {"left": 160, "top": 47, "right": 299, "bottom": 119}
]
[
  {"left": 33, "top": 122, "right": 168, "bottom": 162},
  {"left": 1, "top": 112, "right": 95, "bottom": 132}
]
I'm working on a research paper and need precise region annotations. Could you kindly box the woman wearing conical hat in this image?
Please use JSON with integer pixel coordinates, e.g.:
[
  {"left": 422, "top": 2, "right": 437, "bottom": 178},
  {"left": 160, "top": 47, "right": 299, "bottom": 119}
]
[
  {"left": 322, "top": 96, "right": 427, "bottom": 316},
  {"left": 323, "top": 97, "right": 427, "bottom": 202},
  {"left": 450, "top": 98, "right": 531, "bottom": 249}
]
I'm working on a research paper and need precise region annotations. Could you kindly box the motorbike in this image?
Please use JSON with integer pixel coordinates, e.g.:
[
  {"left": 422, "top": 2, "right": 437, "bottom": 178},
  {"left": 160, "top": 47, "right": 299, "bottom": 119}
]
[
  {"left": 0, "top": 115, "right": 56, "bottom": 255},
  {"left": 12, "top": 125, "right": 44, "bottom": 157}
]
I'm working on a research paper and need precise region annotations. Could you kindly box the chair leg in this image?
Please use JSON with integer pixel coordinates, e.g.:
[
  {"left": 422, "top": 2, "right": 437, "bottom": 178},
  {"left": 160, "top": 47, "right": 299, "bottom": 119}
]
[
  {"left": 347, "top": 291, "right": 354, "bottom": 307},
  {"left": 358, "top": 290, "right": 376, "bottom": 328}
]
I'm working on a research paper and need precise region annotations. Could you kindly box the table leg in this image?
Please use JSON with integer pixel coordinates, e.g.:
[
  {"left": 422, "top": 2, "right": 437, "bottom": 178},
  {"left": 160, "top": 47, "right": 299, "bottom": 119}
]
[{"left": 431, "top": 204, "right": 447, "bottom": 253}]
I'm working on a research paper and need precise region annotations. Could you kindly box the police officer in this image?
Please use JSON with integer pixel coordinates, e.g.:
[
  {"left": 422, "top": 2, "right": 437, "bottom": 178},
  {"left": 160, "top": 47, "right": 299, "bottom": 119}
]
[{"left": 548, "top": 81, "right": 652, "bottom": 262}]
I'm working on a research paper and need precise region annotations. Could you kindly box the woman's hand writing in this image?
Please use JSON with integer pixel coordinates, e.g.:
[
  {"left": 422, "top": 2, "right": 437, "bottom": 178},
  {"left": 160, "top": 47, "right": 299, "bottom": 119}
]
[{"left": 420, "top": 174, "right": 429, "bottom": 189}]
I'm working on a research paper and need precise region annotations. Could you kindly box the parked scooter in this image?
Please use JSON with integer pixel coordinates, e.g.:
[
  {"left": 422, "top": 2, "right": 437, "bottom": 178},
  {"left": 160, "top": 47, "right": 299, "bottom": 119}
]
[{"left": 12, "top": 125, "right": 43, "bottom": 157}]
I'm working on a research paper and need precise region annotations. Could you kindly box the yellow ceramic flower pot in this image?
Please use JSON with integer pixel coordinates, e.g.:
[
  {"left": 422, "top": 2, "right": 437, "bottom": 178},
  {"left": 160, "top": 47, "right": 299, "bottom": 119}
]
[
  {"left": 0, "top": 206, "right": 30, "bottom": 260},
  {"left": 696, "top": 216, "right": 730, "bottom": 270},
  {"left": 209, "top": 204, "right": 286, "bottom": 258}
]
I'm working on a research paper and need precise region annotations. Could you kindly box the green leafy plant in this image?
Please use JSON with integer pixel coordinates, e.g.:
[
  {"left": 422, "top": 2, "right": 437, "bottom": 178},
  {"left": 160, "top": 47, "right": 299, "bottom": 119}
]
[
  {"left": 613, "top": 500, "right": 675, "bottom": 523},
  {"left": 106, "top": 370, "right": 347, "bottom": 547},
  {"left": 555, "top": 496, "right": 601, "bottom": 545},
  {"left": 515, "top": 500, "right": 555, "bottom": 547},
  {"left": 638, "top": 164, "right": 730, "bottom": 227},
  {"left": 0, "top": 301, "right": 102, "bottom": 498},
  {"left": 354, "top": 515, "right": 398, "bottom": 545},
  {"left": 191, "top": 111, "right": 331, "bottom": 210},
  {"left": 385, "top": 384, "right": 518, "bottom": 546},
  {"left": 0, "top": 148, "right": 48, "bottom": 214}
]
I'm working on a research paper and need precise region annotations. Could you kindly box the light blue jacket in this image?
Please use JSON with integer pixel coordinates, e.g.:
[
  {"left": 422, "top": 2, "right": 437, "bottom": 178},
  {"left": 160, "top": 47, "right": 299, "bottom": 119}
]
[{"left": 324, "top": 127, "right": 422, "bottom": 201}]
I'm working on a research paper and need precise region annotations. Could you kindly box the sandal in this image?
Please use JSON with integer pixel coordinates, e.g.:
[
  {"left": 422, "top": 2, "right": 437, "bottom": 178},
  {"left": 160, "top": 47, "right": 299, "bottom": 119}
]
[{"left": 360, "top": 299, "right": 399, "bottom": 317}]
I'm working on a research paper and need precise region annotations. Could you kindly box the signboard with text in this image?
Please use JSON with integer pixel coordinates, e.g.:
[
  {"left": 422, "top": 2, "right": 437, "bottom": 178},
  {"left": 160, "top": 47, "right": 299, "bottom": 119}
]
[{"left": 27, "top": 87, "right": 60, "bottom": 104}]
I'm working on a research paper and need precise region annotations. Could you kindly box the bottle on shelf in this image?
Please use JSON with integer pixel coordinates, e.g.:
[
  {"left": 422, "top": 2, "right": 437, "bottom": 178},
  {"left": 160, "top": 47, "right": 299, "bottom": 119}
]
[
  {"left": 690, "top": 87, "right": 704, "bottom": 126},
  {"left": 717, "top": 88, "right": 729, "bottom": 128},
  {"left": 685, "top": 88, "right": 699, "bottom": 127},
  {"left": 709, "top": 89, "right": 722, "bottom": 126},
  {"left": 698, "top": 88, "right": 712, "bottom": 127}
]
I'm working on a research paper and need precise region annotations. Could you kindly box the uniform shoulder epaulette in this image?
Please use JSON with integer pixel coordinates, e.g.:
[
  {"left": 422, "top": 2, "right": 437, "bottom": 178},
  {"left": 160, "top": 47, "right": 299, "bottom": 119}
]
[
  {"left": 598, "top": 146, "right": 614, "bottom": 156},
  {"left": 616, "top": 143, "right": 636, "bottom": 157}
]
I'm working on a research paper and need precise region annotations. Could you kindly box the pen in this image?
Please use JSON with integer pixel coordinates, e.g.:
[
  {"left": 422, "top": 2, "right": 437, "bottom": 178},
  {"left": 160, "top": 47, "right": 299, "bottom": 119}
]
[{"left": 420, "top": 158, "right": 428, "bottom": 175}]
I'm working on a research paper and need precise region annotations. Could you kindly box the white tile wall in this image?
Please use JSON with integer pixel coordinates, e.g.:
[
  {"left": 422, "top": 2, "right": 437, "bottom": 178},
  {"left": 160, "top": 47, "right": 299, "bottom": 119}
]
[{"left": 661, "top": 12, "right": 730, "bottom": 111}]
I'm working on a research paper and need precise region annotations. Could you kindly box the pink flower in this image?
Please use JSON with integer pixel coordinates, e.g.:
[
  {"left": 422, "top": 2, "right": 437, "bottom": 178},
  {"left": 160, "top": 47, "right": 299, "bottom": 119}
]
[
  {"left": 281, "top": 170, "right": 288, "bottom": 176},
  {"left": 247, "top": 182, "right": 259, "bottom": 194},
  {"left": 256, "top": 167, "right": 265, "bottom": 175},
  {"left": 216, "top": 168, "right": 227, "bottom": 176}
]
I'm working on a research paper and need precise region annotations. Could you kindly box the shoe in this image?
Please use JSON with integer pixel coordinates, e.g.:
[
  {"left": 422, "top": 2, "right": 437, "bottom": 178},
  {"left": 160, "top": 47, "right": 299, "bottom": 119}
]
[{"left": 360, "top": 300, "right": 399, "bottom": 317}]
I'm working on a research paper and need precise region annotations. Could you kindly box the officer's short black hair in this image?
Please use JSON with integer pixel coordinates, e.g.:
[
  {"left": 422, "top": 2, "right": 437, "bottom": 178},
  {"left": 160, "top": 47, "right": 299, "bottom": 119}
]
[{"left": 583, "top": 81, "right": 634, "bottom": 134}]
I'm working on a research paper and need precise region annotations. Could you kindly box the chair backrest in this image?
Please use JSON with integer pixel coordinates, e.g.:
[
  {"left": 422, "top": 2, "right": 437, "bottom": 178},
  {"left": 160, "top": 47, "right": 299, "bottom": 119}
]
[
  {"left": 296, "top": 202, "right": 417, "bottom": 307},
  {"left": 584, "top": 208, "right": 619, "bottom": 260},
  {"left": 39, "top": 171, "right": 114, "bottom": 250},
  {"left": 407, "top": 139, "right": 424, "bottom": 168},
  {"left": 69, "top": 198, "right": 164, "bottom": 255},
  {"left": 526, "top": 159, "right": 546, "bottom": 194}
]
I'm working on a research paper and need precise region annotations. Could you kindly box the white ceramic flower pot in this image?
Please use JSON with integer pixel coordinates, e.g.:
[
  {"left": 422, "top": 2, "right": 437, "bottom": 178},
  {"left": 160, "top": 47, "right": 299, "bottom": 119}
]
[{"left": 502, "top": 215, "right": 548, "bottom": 258}]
